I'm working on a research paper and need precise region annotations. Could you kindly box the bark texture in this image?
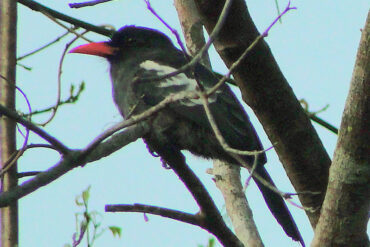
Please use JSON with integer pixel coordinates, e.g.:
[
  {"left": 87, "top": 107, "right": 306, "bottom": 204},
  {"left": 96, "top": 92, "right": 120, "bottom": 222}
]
[
  {"left": 0, "top": 1, "right": 18, "bottom": 246},
  {"left": 213, "top": 161, "right": 264, "bottom": 247},
  {"left": 174, "top": 0, "right": 211, "bottom": 67},
  {"left": 194, "top": 0, "right": 331, "bottom": 226},
  {"left": 174, "top": 2, "right": 264, "bottom": 245},
  {"left": 311, "top": 11, "right": 370, "bottom": 247}
]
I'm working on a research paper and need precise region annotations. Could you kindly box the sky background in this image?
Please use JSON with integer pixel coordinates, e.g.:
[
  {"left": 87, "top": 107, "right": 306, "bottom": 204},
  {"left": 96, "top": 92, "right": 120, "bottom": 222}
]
[{"left": 15, "top": 0, "right": 369, "bottom": 246}]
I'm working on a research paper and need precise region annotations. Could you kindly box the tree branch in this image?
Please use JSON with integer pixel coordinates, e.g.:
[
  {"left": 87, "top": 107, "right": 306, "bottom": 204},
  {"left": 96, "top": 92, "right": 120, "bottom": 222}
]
[
  {"left": 174, "top": 2, "right": 263, "bottom": 246},
  {"left": 211, "top": 161, "right": 264, "bottom": 247},
  {"left": 142, "top": 138, "right": 243, "bottom": 247},
  {"left": 106, "top": 203, "right": 200, "bottom": 226},
  {"left": 17, "top": 28, "right": 76, "bottom": 61},
  {"left": 309, "top": 114, "right": 338, "bottom": 134},
  {"left": 137, "top": 0, "right": 234, "bottom": 84},
  {"left": 311, "top": 11, "right": 370, "bottom": 247},
  {"left": 0, "top": 104, "right": 70, "bottom": 154},
  {"left": 174, "top": 0, "right": 211, "bottom": 67},
  {"left": 194, "top": 0, "right": 331, "bottom": 226},
  {"left": 17, "top": 0, "right": 113, "bottom": 37},
  {"left": 23, "top": 83, "right": 85, "bottom": 117},
  {"left": 0, "top": 122, "right": 150, "bottom": 207},
  {"left": 69, "top": 0, "right": 113, "bottom": 9}
]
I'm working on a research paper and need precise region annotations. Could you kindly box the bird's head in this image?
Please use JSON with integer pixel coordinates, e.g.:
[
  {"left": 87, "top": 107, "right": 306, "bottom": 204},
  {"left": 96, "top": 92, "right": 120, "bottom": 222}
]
[{"left": 69, "top": 26, "right": 175, "bottom": 61}]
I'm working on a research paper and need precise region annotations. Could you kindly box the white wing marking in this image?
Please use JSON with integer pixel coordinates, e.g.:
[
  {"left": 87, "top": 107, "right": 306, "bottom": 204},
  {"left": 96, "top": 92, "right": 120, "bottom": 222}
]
[{"left": 139, "top": 60, "right": 219, "bottom": 106}]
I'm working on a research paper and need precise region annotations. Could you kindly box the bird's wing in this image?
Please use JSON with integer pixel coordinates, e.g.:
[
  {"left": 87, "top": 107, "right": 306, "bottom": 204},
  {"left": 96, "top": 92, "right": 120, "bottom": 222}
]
[{"left": 133, "top": 60, "right": 265, "bottom": 155}]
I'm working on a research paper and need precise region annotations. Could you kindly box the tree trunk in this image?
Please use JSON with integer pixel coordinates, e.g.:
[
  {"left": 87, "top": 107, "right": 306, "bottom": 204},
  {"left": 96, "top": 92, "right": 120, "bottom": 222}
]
[
  {"left": 311, "top": 10, "right": 370, "bottom": 247},
  {"left": 0, "top": 1, "right": 19, "bottom": 246}
]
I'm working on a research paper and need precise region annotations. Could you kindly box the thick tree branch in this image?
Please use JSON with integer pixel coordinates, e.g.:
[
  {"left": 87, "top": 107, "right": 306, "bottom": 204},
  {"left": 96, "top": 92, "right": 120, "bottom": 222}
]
[
  {"left": 0, "top": 122, "right": 150, "bottom": 207},
  {"left": 194, "top": 0, "right": 331, "bottom": 226},
  {"left": 175, "top": 2, "right": 262, "bottom": 245},
  {"left": 0, "top": 80, "right": 208, "bottom": 207},
  {"left": 142, "top": 138, "right": 243, "bottom": 247},
  {"left": 212, "top": 161, "right": 264, "bottom": 247},
  {"left": 174, "top": 0, "right": 211, "bottom": 67},
  {"left": 0, "top": 104, "right": 70, "bottom": 154},
  {"left": 311, "top": 11, "right": 370, "bottom": 247}
]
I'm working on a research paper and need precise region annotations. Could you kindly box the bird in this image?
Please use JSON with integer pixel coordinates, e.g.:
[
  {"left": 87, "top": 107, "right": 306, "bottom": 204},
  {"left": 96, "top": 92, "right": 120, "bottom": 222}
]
[{"left": 70, "top": 25, "right": 304, "bottom": 245}]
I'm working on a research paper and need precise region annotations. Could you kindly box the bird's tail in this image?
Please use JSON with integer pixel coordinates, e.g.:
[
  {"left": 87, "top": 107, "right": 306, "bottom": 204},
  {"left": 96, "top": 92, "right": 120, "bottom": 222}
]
[{"left": 253, "top": 165, "right": 305, "bottom": 247}]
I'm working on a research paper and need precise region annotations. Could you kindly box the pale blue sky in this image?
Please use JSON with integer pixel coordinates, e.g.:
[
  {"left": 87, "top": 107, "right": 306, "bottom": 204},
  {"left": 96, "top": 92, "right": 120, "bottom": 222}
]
[{"left": 15, "top": 1, "right": 369, "bottom": 246}]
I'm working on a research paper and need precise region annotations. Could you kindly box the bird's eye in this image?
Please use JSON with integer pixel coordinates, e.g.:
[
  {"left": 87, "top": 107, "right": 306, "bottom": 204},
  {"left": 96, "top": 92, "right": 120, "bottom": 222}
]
[{"left": 126, "top": 38, "right": 136, "bottom": 44}]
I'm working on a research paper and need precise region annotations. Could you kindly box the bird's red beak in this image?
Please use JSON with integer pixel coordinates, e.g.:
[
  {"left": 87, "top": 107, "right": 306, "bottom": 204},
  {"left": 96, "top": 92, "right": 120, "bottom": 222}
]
[{"left": 69, "top": 42, "right": 115, "bottom": 58}]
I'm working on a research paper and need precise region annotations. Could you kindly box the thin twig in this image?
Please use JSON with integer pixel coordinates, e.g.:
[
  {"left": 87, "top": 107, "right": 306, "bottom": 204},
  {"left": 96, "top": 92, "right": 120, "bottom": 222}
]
[
  {"left": 39, "top": 30, "right": 89, "bottom": 126},
  {"left": 286, "top": 198, "right": 304, "bottom": 210},
  {"left": 16, "top": 123, "right": 27, "bottom": 138},
  {"left": 41, "top": 11, "right": 92, "bottom": 43},
  {"left": 17, "top": 28, "right": 77, "bottom": 61},
  {"left": 79, "top": 91, "right": 196, "bottom": 161},
  {"left": 200, "top": 92, "right": 268, "bottom": 156},
  {"left": 144, "top": 0, "right": 188, "bottom": 57},
  {"left": 0, "top": 75, "right": 32, "bottom": 176},
  {"left": 142, "top": 0, "right": 294, "bottom": 198},
  {"left": 198, "top": 1, "right": 298, "bottom": 198},
  {"left": 310, "top": 115, "right": 338, "bottom": 134},
  {"left": 69, "top": 0, "right": 113, "bottom": 8},
  {"left": 174, "top": 2, "right": 263, "bottom": 245},
  {"left": 243, "top": 154, "right": 259, "bottom": 190},
  {"left": 106, "top": 204, "right": 200, "bottom": 226},
  {"left": 23, "top": 83, "right": 85, "bottom": 117},
  {"left": 300, "top": 99, "right": 338, "bottom": 134},
  {"left": 199, "top": 92, "right": 286, "bottom": 196},
  {"left": 17, "top": 0, "right": 113, "bottom": 37},
  {"left": 274, "top": 0, "right": 282, "bottom": 23},
  {"left": 208, "top": 2, "right": 296, "bottom": 96},
  {"left": 144, "top": 0, "right": 206, "bottom": 91},
  {"left": 72, "top": 222, "right": 87, "bottom": 247},
  {"left": 0, "top": 123, "right": 149, "bottom": 207},
  {"left": 206, "top": 36, "right": 264, "bottom": 96},
  {"left": 17, "top": 63, "right": 32, "bottom": 71},
  {"left": 0, "top": 127, "right": 30, "bottom": 177},
  {"left": 262, "top": 1, "right": 296, "bottom": 37},
  {"left": 136, "top": 0, "right": 234, "bottom": 84},
  {"left": 230, "top": 151, "right": 287, "bottom": 197}
]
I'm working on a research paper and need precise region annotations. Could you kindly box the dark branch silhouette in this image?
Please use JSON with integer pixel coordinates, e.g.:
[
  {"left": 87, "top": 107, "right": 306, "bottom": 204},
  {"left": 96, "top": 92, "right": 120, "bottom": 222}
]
[{"left": 17, "top": 0, "right": 113, "bottom": 37}]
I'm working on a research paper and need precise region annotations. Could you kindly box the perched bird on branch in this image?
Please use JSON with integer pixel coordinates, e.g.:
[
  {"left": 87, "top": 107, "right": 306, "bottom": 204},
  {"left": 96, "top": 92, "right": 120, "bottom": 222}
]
[{"left": 70, "top": 26, "right": 304, "bottom": 245}]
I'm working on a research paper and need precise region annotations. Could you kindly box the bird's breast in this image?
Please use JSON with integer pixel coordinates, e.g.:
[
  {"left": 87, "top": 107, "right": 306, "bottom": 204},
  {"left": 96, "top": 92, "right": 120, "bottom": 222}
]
[{"left": 109, "top": 62, "right": 145, "bottom": 118}]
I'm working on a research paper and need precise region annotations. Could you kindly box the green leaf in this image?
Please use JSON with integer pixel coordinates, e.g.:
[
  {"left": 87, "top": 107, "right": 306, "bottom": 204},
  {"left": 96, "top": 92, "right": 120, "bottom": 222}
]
[
  {"left": 108, "top": 226, "right": 122, "bottom": 238},
  {"left": 80, "top": 81, "right": 85, "bottom": 91},
  {"left": 82, "top": 186, "right": 91, "bottom": 204},
  {"left": 208, "top": 238, "right": 215, "bottom": 247}
]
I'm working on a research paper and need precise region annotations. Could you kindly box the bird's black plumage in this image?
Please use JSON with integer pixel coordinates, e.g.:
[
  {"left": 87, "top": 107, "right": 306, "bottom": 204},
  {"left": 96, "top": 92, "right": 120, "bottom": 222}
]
[{"left": 74, "top": 26, "right": 304, "bottom": 245}]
